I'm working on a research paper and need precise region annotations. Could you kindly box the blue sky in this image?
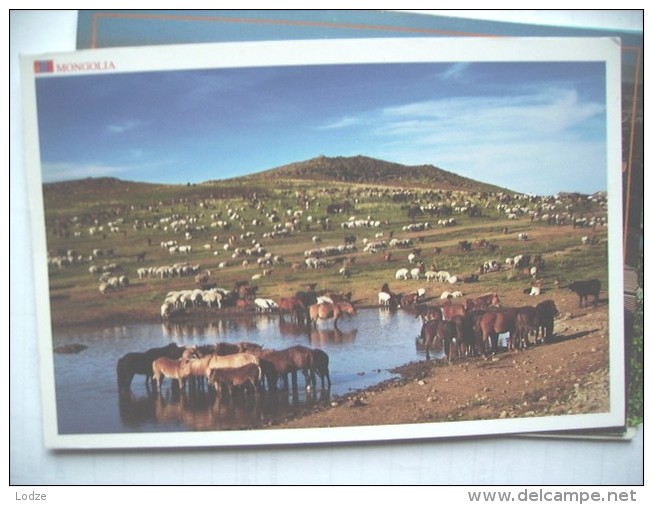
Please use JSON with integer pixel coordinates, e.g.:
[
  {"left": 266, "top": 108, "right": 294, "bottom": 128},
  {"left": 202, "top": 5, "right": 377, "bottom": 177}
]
[{"left": 35, "top": 61, "right": 608, "bottom": 195}]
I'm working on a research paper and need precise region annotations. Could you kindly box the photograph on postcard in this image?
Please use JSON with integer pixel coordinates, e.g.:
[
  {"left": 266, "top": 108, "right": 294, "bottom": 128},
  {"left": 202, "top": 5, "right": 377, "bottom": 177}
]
[{"left": 20, "top": 37, "right": 625, "bottom": 449}]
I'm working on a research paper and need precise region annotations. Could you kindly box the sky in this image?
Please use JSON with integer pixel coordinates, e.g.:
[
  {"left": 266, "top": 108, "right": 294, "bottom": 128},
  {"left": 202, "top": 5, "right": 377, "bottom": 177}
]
[{"left": 34, "top": 60, "right": 608, "bottom": 195}]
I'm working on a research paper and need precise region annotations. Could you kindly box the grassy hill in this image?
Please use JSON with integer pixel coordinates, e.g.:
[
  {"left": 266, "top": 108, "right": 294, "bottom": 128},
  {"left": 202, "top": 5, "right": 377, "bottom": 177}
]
[{"left": 240, "top": 155, "right": 509, "bottom": 193}]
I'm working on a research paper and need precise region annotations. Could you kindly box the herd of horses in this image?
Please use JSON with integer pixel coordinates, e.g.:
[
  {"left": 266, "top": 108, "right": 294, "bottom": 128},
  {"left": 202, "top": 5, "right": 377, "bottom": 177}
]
[
  {"left": 117, "top": 341, "right": 330, "bottom": 398},
  {"left": 117, "top": 276, "right": 602, "bottom": 401},
  {"left": 416, "top": 295, "right": 559, "bottom": 360},
  {"left": 278, "top": 293, "right": 357, "bottom": 328}
]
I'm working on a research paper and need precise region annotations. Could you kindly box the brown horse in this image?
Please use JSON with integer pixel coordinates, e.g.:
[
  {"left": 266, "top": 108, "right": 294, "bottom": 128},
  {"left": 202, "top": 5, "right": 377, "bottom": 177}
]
[
  {"left": 278, "top": 297, "right": 306, "bottom": 323},
  {"left": 207, "top": 363, "right": 262, "bottom": 397},
  {"left": 441, "top": 300, "right": 466, "bottom": 320},
  {"left": 255, "top": 345, "right": 315, "bottom": 390},
  {"left": 514, "top": 306, "right": 537, "bottom": 350},
  {"left": 309, "top": 301, "right": 356, "bottom": 328},
  {"left": 464, "top": 293, "right": 501, "bottom": 311},
  {"left": 476, "top": 307, "right": 520, "bottom": 354}
]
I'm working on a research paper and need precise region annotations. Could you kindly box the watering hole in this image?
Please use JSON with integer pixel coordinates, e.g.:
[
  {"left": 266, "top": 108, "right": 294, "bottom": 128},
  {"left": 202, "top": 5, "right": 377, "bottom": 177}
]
[{"left": 53, "top": 308, "right": 458, "bottom": 434}]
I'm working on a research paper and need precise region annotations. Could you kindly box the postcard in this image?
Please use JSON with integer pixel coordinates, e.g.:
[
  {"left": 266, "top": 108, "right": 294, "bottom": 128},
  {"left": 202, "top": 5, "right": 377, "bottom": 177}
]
[{"left": 20, "top": 37, "right": 624, "bottom": 449}]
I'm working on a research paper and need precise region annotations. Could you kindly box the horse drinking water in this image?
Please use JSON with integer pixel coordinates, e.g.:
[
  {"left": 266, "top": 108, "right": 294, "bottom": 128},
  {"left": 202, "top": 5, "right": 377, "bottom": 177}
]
[{"left": 309, "top": 301, "right": 357, "bottom": 329}]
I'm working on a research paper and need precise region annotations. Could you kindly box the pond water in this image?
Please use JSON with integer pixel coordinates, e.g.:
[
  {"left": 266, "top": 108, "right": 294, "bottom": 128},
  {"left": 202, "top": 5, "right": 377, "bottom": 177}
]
[{"left": 52, "top": 308, "right": 443, "bottom": 434}]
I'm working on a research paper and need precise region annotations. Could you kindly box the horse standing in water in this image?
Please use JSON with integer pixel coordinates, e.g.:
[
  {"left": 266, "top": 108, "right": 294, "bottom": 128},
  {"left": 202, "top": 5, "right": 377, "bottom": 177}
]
[{"left": 309, "top": 301, "right": 357, "bottom": 329}]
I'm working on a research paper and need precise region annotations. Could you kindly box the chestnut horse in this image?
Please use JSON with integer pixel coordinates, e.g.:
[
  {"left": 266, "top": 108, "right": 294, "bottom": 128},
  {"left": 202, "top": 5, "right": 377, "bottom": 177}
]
[
  {"left": 278, "top": 297, "right": 306, "bottom": 323},
  {"left": 464, "top": 293, "right": 501, "bottom": 311},
  {"left": 441, "top": 300, "right": 466, "bottom": 320},
  {"left": 255, "top": 345, "right": 315, "bottom": 390},
  {"left": 514, "top": 306, "right": 537, "bottom": 350},
  {"left": 476, "top": 307, "right": 520, "bottom": 354},
  {"left": 309, "top": 301, "right": 357, "bottom": 328}
]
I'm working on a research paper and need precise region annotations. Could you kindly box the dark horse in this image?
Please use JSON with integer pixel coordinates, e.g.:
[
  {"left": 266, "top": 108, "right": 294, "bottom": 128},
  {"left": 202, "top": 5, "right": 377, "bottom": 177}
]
[
  {"left": 311, "top": 348, "right": 331, "bottom": 389},
  {"left": 534, "top": 299, "right": 559, "bottom": 343},
  {"left": 419, "top": 319, "right": 462, "bottom": 361},
  {"left": 256, "top": 345, "right": 315, "bottom": 391},
  {"left": 116, "top": 343, "right": 185, "bottom": 392}
]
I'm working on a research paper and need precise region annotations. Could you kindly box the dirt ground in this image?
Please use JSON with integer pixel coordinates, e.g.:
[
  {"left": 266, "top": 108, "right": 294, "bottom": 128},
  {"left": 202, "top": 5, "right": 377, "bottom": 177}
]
[{"left": 268, "top": 293, "right": 611, "bottom": 431}]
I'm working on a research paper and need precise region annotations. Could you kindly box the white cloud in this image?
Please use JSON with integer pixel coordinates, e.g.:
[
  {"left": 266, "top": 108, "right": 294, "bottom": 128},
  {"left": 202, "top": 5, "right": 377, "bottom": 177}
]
[
  {"left": 370, "top": 88, "right": 606, "bottom": 193},
  {"left": 105, "top": 120, "right": 144, "bottom": 134},
  {"left": 41, "top": 162, "right": 134, "bottom": 182},
  {"left": 440, "top": 62, "right": 471, "bottom": 82},
  {"left": 41, "top": 158, "right": 176, "bottom": 183}
]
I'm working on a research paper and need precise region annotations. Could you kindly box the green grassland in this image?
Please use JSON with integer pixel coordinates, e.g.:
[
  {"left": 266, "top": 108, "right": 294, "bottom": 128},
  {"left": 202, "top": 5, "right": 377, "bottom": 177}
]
[{"left": 42, "top": 172, "right": 609, "bottom": 328}]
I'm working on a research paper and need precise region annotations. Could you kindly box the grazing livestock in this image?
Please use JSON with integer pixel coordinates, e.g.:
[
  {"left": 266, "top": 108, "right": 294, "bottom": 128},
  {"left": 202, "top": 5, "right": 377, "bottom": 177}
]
[
  {"left": 311, "top": 348, "right": 331, "bottom": 388},
  {"left": 424, "top": 270, "right": 438, "bottom": 282},
  {"left": 410, "top": 264, "right": 424, "bottom": 280},
  {"left": 458, "top": 240, "right": 472, "bottom": 252},
  {"left": 309, "top": 301, "right": 357, "bottom": 328},
  {"left": 568, "top": 279, "right": 601, "bottom": 307},
  {"left": 116, "top": 343, "right": 185, "bottom": 392},
  {"left": 395, "top": 268, "right": 409, "bottom": 280},
  {"left": 528, "top": 279, "right": 544, "bottom": 296},
  {"left": 207, "top": 364, "right": 262, "bottom": 397}
]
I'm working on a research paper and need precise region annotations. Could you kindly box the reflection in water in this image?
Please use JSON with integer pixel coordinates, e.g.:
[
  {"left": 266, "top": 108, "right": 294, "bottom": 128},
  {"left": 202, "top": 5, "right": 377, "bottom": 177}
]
[
  {"left": 276, "top": 318, "right": 358, "bottom": 344},
  {"left": 118, "top": 386, "right": 331, "bottom": 431},
  {"left": 277, "top": 318, "right": 309, "bottom": 338},
  {"left": 55, "top": 308, "right": 425, "bottom": 434},
  {"left": 161, "top": 316, "right": 262, "bottom": 340},
  {"left": 117, "top": 391, "right": 157, "bottom": 427},
  {"left": 310, "top": 327, "right": 357, "bottom": 345}
]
